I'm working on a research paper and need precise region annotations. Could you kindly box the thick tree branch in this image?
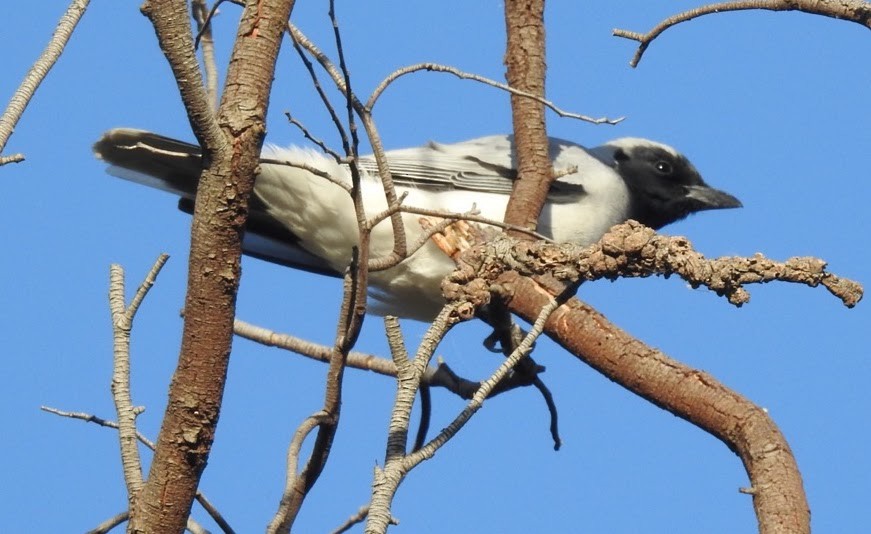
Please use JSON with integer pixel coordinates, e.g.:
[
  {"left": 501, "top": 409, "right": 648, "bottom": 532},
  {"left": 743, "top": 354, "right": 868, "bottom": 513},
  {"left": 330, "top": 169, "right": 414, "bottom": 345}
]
[
  {"left": 514, "top": 287, "right": 811, "bottom": 534},
  {"left": 141, "top": 0, "right": 223, "bottom": 151},
  {"left": 614, "top": 0, "right": 871, "bottom": 67},
  {"left": 444, "top": 221, "right": 862, "bottom": 310},
  {"left": 442, "top": 220, "right": 864, "bottom": 533},
  {"left": 502, "top": 0, "right": 553, "bottom": 237},
  {"left": 132, "top": 1, "right": 295, "bottom": 532}
]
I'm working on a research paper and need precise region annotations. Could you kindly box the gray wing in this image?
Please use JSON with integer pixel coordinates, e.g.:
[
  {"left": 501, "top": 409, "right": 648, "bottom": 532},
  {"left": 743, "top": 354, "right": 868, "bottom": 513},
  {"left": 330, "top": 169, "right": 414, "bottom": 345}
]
[{"left": 357, "top": 135, "right": 588, "bottom": 203}]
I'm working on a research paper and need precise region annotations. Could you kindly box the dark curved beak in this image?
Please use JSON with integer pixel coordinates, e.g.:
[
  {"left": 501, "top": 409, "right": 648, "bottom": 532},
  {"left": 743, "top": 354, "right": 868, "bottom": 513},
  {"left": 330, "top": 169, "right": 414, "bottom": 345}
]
[{"left": 685, "top": 184, "right": 742, "bottom": 210}]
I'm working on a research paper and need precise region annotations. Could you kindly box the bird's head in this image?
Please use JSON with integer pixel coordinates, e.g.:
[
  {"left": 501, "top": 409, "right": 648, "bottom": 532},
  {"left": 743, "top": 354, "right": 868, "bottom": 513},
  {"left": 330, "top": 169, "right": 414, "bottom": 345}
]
[{"left": 596, "top": 138, "right": 742, "bottom": 230}]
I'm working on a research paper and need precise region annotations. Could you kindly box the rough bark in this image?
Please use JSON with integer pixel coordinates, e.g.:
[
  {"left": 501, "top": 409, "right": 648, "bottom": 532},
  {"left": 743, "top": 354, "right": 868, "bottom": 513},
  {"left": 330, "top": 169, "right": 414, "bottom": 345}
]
[
  {"left": 502, "top": 0, "right": 553, "bottom": 236},
  {"left": 130, "top": 1, "right": 296, "bottom": 532}
]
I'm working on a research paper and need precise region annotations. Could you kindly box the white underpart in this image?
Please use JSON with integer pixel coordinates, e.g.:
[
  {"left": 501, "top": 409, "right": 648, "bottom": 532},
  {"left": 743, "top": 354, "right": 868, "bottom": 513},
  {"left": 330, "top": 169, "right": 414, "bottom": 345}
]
[{"left": 255, "top": 141, "right": 631, "bottom": 320}]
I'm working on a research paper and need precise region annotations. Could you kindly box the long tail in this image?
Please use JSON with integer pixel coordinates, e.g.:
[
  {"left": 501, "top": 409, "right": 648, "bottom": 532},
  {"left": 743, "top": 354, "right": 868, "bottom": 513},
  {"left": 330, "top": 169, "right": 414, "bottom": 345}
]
[
  {"left": 94, "top": 128, "right": 343, "bottom": 278},
  {"left": 93, "top": 128, "right": 203, "bottom": 198}
]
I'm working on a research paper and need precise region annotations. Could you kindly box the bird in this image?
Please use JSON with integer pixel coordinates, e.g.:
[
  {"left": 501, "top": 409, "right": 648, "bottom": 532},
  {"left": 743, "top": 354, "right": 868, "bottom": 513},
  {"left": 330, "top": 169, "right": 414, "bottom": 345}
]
[{"left": 94, "top": 129, "right": 741, "bottom": 321}]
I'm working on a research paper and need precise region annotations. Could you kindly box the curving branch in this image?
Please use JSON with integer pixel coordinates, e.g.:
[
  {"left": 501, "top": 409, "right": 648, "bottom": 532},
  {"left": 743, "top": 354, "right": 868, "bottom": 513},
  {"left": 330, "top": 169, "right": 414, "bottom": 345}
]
[
  {"left": 366, "top": 62, "right": 622, "bottom": 125},
  {"left": 614, "top": 0, "right": 871, "bottom": 67},
  {"left": 441, "top": 220, "right": 863, "bottom": 533}
]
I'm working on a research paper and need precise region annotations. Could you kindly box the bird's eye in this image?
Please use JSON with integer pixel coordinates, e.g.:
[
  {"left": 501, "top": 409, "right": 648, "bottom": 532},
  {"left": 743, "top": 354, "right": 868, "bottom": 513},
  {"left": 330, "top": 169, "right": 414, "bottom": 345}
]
[{"left": 654, "top": 160, "right": 673, "bottom": 175}]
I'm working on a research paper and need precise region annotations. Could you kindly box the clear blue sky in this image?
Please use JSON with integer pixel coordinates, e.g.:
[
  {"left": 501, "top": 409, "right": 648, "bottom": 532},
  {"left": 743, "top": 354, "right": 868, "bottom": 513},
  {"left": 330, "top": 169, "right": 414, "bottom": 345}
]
[{"left": 3, "top": 2, "right": 869, "bottom": 532}]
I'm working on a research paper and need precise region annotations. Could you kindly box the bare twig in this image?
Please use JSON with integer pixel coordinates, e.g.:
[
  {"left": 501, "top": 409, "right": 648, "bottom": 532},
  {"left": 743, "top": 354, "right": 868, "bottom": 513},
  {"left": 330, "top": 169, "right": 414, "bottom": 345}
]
[
  {"left": 86, "top": 512, "right": 206, "bottom": 534},
  {"left": 193, "top": 0, "right": 244, "bottom": 50},
  {"left": 269, "top": 10, "right": 383, "bottom": 530},
  {"left": 191, "top": 0, "right": 220, "bottom": 110},
  {"left": 108, "top": 254, "right": 169, "bottom": 497},
  {"left": 86, "top": 511, "right": 128, "bottom": 534},
  {"left": 284, "top": 112, "right": 345, "bottom": 161},
  {"left": 271, "top": 410, "right": 329, "bottom": 529},
  {"left": 288, "top": 27, "right": 350, "bottom": 161},
  {"left": 259, "top": 155, "right": 353, "bottom": 193},
  {"left": 288, "top": 23, "right": 410, "bottom": 266},
  {"left": 369, "top": 202, "right": 554, "bottom": 245},
  {"left": 42, "top": 405, "right": 235, "bottom": 534},
  {"left": 233, "top": 317, "right": 540, "bottom": 400},
  {"left": 415, "top": 298, "right": 559, "bottom": 458},
  {"left": 0, "top": 154, "right": 25, "bottom": 165},
  {"left": 331, "top": 505, "right": 369, "bottom": 534},
  {"left": 42, "top": 406, "right": 153, "bottom": 448},
  {"left": 331, "top": 505, "right": 398, "bottom": 534},
  {"left": 368, "top": 212, "right": 477, "bottom": 272},
  {"left": 234, "top": 318, "right": 396, "bottom": 375},
  {"left": 0, "top": 0, "right": 91, "bottom": 164},
  {"left": 614, "top": 0, "right": 871, "bottom": 67},
  {"left": 367, "top": 63, "right": 623, "bottom": 125},
  {"left": 366, "top": 299, "right": 560, "bottom": 533}
]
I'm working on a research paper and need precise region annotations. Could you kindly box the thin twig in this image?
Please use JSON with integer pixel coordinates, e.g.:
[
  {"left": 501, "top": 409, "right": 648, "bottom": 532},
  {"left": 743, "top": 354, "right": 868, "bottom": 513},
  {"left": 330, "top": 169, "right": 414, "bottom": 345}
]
[
  {"left": 364, "top": 201, "right": 553, "bottom": 272},
  {"left": 193, "top": 0, "right": 243, "bottom": 50},
  {"left": 331, "top": 505, "right": 398, "bottom": 534},
  {"left": 86, "top": 511, "right": 128, "bottom": 534},
  {"left": 288, "top": 23, "right": 410, "bottom": 266},
  {"left": 42, "top": 406, "right": 153, "bottom": 448},
  {"left": 259, "top": 155, "right": 353, "bottom": 193},
  {"left": 0, "top": 154, "right": 25, "bottom": 165},
  {"left": 42, "top": 405, "right": 235, "bottom": 534},
  {"left": 233, "top": 317, "right": 551, "bottom": 400},
  {"left": 288, "top": 26, "right": 350, "bottom": 161},
  {"left": 331, "top": 505, "right": 370, "bottom": 534},
  {"left": 367, "top": 211, "right": 479, "bottom": 273},
  {"left": 409, "top": 298, "right": 560, "bottom": 464},
  {"left": 191, "top": 0, "right": 220, "bottom": 110},
  {"left": 284, "top": 112, "right": 345, "bottom": 161},
  {"left": 0, "top": 0, "right": 91, "bottom": 164},
  {"left": 267, "top": 412, "right": 329, "bottom": 533},
  {"left": 108, "top": 254, "right": 170, "bottom": 495},
  {"left": 270, "top": 13, "right": 375, "bottom": 529},
  {"left": 367, "top": 62, "right": 623, "bottom": 125},
  {"left": 366, "top": 300, "right": 559, "bottom": 532},
  {"left": 613, "top": 0, "right": 871, "bottom": 67}
]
